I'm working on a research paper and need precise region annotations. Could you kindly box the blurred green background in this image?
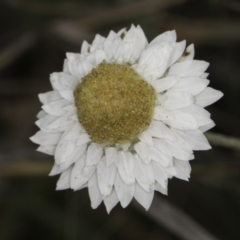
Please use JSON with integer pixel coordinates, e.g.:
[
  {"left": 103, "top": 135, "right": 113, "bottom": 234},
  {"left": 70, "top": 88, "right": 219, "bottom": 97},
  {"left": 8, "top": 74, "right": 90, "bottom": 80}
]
[{"left": 0, "top": 0, "right": 239, "bottom": 239}]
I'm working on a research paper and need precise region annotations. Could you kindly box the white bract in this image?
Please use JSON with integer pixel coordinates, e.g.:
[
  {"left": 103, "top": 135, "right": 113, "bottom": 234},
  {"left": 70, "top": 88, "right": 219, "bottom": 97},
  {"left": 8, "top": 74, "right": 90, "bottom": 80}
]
[{"left": 30, "top": 25, "right": 223, "bottom": 213}]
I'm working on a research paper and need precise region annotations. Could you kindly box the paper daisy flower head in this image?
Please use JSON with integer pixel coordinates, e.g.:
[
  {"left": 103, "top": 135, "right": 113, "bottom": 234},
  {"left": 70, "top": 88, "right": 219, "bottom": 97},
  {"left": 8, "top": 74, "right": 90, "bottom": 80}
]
[{"left": 30, "top": 25, "right": 223, "bottom": 213}]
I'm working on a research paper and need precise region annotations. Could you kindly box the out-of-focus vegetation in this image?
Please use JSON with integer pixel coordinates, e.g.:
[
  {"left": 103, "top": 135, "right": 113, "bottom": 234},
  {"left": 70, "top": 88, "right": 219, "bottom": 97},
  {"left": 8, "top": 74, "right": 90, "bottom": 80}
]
[{"left": 0, "top": 0, "right": 240, "bottom": 239}]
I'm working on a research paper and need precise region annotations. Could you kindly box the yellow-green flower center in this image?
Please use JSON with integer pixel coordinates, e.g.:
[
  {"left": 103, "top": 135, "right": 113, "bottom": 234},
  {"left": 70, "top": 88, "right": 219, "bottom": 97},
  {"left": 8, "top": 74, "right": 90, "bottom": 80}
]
[{"left": 74, "top": 61, "right": 156, "bottom": 145}]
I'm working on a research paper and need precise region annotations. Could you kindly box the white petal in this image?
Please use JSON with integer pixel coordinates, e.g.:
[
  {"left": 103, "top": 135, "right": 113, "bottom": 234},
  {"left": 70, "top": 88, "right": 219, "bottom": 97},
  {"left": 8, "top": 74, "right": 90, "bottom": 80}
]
[
  {"left": 134, "top": 182, "right": 154, "bottom": 210},
  {"left": 134, "top": 141, "right": 151, "bottom": 164},
  {"left": 165, "top": 134, "right": 194, "bottom": 161},
  {"left": 112, "top": 38, "right": 125, "bottom": 63},
  {"left": 132, "top": 25, "right": 148, "bottom": 59},
  {"left": 38, "top": 91, "right": 62, "bottom": 104},
  {"left": 168, "top": 60, "right": 209, "bottom": 77},
  {"left": 88, "top": 172, "right": 103, "bottom": 209},
  {"left": 67, "top": 60, "right": 83, "bottom": 79},
  {"left": 91, "top": 34, "right": 105, "bottom": 50},
  {"left": 94, "top": 49, "right": 107, "bottom": 65},
  {"left": 105, "top": 147, "right": 117, "bottom": 167},
  {"left": 66, "top": 52, "right": 82, "bottom": 61},
  {"left": 81, "top": 40, "right": 90, "bottom": 54},
  {"left": 97, "top": 157, "right": 117, "bottom": 196},
  {"left": 71, "top": 154, "right": 95, "bottom": 190},
  {"left": 42, "top": 99, "right": 71, "bottom": 116},
  {"left": 153, "top": 138, "right": 171, "bottom": 157},
  {"left": 168, "top": 40, "right": 186, "bottom": 66},
  {"left": 136, "top": 42, "right": 173, "bottom": 81},
  {"left": 148, "top": 30, "right": 176, "bottom": 48},
  {"left": 55, "top": 134, "right": 75, "bottom": 164},
  {"left": 63, "top": 59, "right": 70, "bottom": 73},
  {"left": 103, "top": 31, "right": 119, "bottom": 61},
  {"left": 63, "top": 123, "right": 81, "bottom": 141},
  {"left": 59, "top": 144, "right": 87, "bottom": 171},
  {"left": 82, "top": 165, "right": 95, "bottom": 183},
  {"left": 50, "top": 72, "right": 78, "bottom": 91},
  {"left": 195, "top": 87, "right": 223, "bottom": 107},
  {"left": 199, "top": 121, "right": 215, "bottom": 132},
  {"left": 46, "top": 113, "right": 74, "bottom": 131},
  {"left": 170, "top": 77, "right": 209, "bottom": 95},
  {"left": 115, "top": 151, "right": 135, "bottom": 185},
  {"left": 124, "top": 25, "right": 148, "bottom": 63},
  {"left": 58, "top": 90, "right": 74, "bottom": 102},
  {"left": 122, "top": 42, "right": 134, "bottom": 63},
  {"left": 201, "top": 72, "right": 209, "bottom": 79},
  {"left": 176, "top": 129, "right": 211, "bottom": 150},
  {"left": 30, "top": 131, "right": 61, "bottom": 146},
  {"left": 86, "top": 143, "right": 103, "bottom": 167},
  {"left": 120, "top": 142, "right": 131, "bottom": 152},
  {"left": 49, "top": 164, "right": 62, "bottom": 176},
  {"left": 76, "top": 133, "right": 91, "bottom": 146},
  {"left": 149, "top": 120, "right": 177, "bottom": 142},
  {"left": 161, "top": 91, "right": 193, "bottom": 110},
  {"left": 37, "top": 145, "right": 56, "bottom": 155},
  {"left": 56, "top": 166, "right": 72, "bottom": 190},
  {"left": 154, "top": 106, "right": 198, "bottom": 130},
  {"left": 138, "top": 129, "right": 153, "bottom": 146},
  {"left": 154, "top": 182, "right": 168, "bottom": 195},
  {"left": 36, "top": 114, "right": 58, "bottom": 132},
  {"left": 117, "top": 27, "right": 126, "bottom": 37},
  {"left": 174, "top": 158, "right": 191, "bottom": 181},
  {"left": 104, "top": 188, "right": 119, "bottom": 214},
  {"left": 69, "top": 116, "right": 78, "bottom": 122},
  {"left": 178, "top": 44, "right": 195, "bottom": 62},
  {"left": 150, "top": 146, "right": 172, "bottom": 167},
  {"left": 164, "top": 165, "right": 177, "bottom": 178},
  {"left": 134, "top": 154, "right": 155, "bottom": 192},
  {"left": 114, "top": 173, "right": 135, "bottom": 208},
  {"left": 63, "top": 104, "right": 76, "bottom": 113},
  {"left": 152, "top": 161, "right": 168, "bottom": 188},
  {"left": 180, "top": 104, "right": 212, "bottom": 127},
  {"left": 85, "top": 50, "right": 98, "bottom": 66},
  {"left": 36, "top": 110, "right": 47, "bottom": 119},
  {"left": 153, "top": 76, "right": 179, "bottom": 93},
  {"left": 78, "top": 60, "right": 94, "bottom": 77}
]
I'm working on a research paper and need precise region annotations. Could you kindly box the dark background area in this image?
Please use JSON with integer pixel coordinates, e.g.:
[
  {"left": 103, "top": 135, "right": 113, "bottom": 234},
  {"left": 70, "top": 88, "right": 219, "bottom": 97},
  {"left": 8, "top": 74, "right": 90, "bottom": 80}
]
[{"left": 0, "top": 0, "right": 239, "bottom": 239}]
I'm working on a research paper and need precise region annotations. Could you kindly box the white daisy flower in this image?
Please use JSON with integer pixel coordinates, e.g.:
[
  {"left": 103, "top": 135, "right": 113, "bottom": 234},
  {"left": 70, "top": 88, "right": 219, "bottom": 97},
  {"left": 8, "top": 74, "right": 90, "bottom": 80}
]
[{"left": 30, "top": 25, "right": 223, "bottom": 213}]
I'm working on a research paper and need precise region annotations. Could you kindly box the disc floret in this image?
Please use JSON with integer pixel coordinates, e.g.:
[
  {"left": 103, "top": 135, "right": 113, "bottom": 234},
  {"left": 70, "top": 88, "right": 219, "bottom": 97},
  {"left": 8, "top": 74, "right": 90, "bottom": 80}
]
[{"left": 74, "top": 61, "right": 156, "bottom": 145}]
